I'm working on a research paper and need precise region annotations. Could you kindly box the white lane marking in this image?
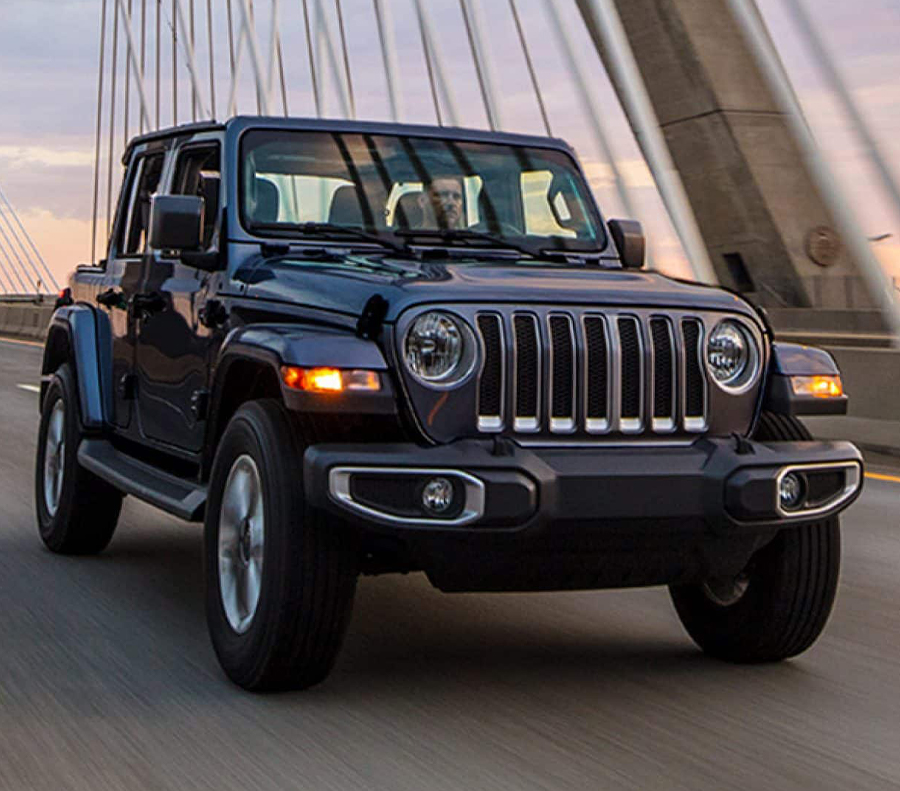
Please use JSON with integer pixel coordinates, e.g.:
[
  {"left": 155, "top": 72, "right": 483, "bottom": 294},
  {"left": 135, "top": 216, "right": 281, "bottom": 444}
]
[
  {"left": 0, "top": 336, "right": 43, "bottom": 348},
  {"left": 16, "top": 384, "right": 40, "bottom": 393}
]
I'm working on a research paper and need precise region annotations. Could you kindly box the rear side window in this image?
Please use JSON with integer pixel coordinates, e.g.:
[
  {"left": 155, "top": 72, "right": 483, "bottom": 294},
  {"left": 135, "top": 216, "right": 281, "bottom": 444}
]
[
  {"left": 120, "top": 152, "right": 166, "bottom": 256},
  {"left": 172, "top": 145, "right": 221, "bottom": 249}
]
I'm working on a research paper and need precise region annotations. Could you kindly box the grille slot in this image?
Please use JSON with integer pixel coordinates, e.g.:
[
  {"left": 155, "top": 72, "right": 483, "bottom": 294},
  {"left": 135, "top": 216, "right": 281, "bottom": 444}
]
[
  {"left": 476, "top": 314, "right": 503, "bottom": 431},
  {"left": 617, "top": 317, "right": 642, "bottom": 431},
  {"left": 472, "top": 308, "right": 711, "bottom": 440},
  {"left": 584, "top": 316, "right": 609, "bottom": 431},
  {"left": 682, "top": 319, "right": 706, "bottom": 431},
  {"left": 549, "top": 315, "right": 576, "bottom": 432},
  {"left": 650, "top": 318, "right": 675, "bottom": 430},
  {"left": 513, "top": 314, "right": 540, "bottom": 431}
]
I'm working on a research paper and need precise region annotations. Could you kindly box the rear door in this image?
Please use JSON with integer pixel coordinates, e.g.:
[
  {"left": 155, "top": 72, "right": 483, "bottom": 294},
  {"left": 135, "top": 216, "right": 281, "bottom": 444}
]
[
  {"left": 100, "top": 148, "right": 166, "bottom": 433},
  {"left": 134, "top": 137, "right": 223, "bottom": 452}
]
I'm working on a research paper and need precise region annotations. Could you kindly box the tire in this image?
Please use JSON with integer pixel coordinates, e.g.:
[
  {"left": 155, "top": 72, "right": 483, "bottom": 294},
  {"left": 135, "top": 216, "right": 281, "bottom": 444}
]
[
  {"left": 34, "top": 363, "right": 123, "bottom": 554},
  {"left": 204, "top": 399, "right": 360, "bottom": 691},
  {"left": 669, "top": 411, "right": 841, "bottom": 663}
]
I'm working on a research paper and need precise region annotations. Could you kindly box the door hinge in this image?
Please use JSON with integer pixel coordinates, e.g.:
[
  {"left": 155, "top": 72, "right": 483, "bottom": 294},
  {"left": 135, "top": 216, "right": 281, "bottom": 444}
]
[
  {"left": 191, "top": 388, "right": 210, "bottom": 420},
  {"left": 118, "top": 373, "right": 137, "bottom": 401}
]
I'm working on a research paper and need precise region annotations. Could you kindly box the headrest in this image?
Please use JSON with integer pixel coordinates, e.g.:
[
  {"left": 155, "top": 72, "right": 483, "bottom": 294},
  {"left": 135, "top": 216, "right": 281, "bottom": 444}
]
[
  {"left": 255, "top": 177, "right": 279, "bottom": 224},
  {"left": 394, "top": 191, "right": 423, "bottom": 229},
  {"left": 328, "top": 185, "right": 365, "bottom": 226}
]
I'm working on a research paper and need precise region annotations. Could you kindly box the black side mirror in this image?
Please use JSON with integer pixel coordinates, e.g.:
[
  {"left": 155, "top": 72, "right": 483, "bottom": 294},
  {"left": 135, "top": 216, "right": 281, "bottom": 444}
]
[
  {"left": 149, "top": 195, "right": 204, "bottom": 252},
  {"left": 608, "top": 219, "right": 645, "bottom": 269}
]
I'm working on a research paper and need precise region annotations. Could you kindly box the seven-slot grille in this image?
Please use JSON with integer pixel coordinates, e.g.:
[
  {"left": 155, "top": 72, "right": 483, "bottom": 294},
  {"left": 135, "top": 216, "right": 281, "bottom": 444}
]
[{"left": 476, "top": 309, "right": 707, "bottom": 436}]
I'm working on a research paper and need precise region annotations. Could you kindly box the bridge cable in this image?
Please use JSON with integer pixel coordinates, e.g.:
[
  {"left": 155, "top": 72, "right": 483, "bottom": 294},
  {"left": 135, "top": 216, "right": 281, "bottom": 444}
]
[
  {"left": 0, "top": 202, "right": 45, "bottom": 290},
  {"left": 90, "top": 0, "right": 108, "bottom": 263},
  {"left": 726, "top": 0, "right": 900, "bottom": 341},
  {"left": 124, "top": 0, "right": 132, "bottom": 145},
  {"left": 106, "top": 0, "right": 120, "bottom": 239},
  {"left": 312, "top": 0, "right": 352, "bottom": 117},
  {"left": 458, "top": 0, "right": 503, "bottom": 131},
  {"left": 190, "top": 0, "right": 197, "bottom": 120},
  {"left": 0, "top": 238, "right": 28, "bottom": 295},
  {"left": 265, "top": 0, "right": 281, "bottom": 114},
  {"left": 156, "top": 0, "right": 161, "bottom": 127},
  {"left": 140, "top": 0, "right": 147, "bottom": 134},
  {"left": 0, "top": 188, "right": 59, "bottom": 291},
  {"left": 334, "top": 0, "right": 356, "bottom": 118},
  {"left": 301, "top": 0, "right": 322, "bottom": 117},
  {"left": 410, "top": 0, "right": 459, "bottom": 126},
  {"left": 0, "top": 216, "right": 36, "bottom": 293},
  {"left": 206, "top": 0, "right": 217, "bottom": 118},
  {"left": 172, "top": 0, "right": 177, "bottom": 124},
  {"left": 276, "top": 32, "right": 289, "bottom": 115},
  {"left": 416, "top": 5, "right": 442, "bottom": 125},
  {"left": 580, "top": 0, "right": 714, "bottom": 283},
  {"left": 508, "top": 0, "right": 552, "bottom": 137},
  {"left": 541, "top": 0, "right": 637, "bottom": 223},
  {"left": 372, "top": 0, "right": 402, "bottom": 121},
  {"left": 782, "top": 0, "right": 900, "bottom": 224}
]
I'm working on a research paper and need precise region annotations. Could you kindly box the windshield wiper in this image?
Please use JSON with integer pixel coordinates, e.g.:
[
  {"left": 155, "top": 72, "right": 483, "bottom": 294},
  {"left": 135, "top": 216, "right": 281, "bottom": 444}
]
[
  {"left": 394, "top": 228, "right": 536, "bottom": 259},
  {"left": 251, "top": 221, "right": 411, "bottom": 256}
]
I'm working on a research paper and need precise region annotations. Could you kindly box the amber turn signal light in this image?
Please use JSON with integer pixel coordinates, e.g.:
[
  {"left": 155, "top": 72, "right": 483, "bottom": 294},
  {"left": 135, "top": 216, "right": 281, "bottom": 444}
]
[
  {"left": 281, "top": 366, "right": 381, "bottom": 393},
  {"left": 790, "top": 375, "right": 843, "bottom": 398}
]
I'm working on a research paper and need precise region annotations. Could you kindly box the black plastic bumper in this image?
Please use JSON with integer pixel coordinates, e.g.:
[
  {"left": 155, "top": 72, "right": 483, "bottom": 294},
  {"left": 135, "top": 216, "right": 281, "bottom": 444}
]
[{"left": 304, "top": 436, "right": 863, "bottom": 536}]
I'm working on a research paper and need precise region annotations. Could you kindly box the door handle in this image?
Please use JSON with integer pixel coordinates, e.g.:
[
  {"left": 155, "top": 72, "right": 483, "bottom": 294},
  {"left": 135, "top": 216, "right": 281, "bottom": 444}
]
[
  {"left": 130, "top": 291, "right": 166, "bottom": 318},
  {"left": 96, "top": 288, "right": 127, "bottom": 309}
]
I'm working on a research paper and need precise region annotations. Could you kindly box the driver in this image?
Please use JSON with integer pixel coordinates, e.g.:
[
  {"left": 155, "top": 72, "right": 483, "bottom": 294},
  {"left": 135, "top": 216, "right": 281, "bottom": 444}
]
[{"left": 419, "top": 175, "right": 464, "bottom": 230}]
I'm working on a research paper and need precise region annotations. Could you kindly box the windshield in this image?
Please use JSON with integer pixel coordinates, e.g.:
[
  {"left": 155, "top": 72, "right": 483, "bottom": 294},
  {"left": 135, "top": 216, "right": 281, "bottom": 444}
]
[{"left": 240, "top": 130, "right": 606, "bottom": 255}]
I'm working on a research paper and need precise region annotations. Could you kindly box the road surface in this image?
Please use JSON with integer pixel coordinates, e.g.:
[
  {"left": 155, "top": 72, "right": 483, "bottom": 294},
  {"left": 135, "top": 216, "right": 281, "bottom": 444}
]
[{"left": 1, "top": 337, "right": 898, "bottom": 790}]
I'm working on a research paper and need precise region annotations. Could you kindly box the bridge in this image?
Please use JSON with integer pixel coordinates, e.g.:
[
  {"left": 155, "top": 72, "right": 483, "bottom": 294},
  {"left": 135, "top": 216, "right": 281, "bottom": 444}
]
[{"left": 1, "top": 2, "right": 899, "bottom": 789}]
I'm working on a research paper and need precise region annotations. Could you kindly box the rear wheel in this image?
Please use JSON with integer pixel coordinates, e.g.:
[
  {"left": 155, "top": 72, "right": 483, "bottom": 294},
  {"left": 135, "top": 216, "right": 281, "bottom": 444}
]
[
  {"left": 204, "top": 400, "right": 359, "bottom": 691},
  {"left": 669, "top": 412, "right": 841, "bottom": 663},
  {"left": 34, "top": 363, "right": 123, "bottom": 554}
]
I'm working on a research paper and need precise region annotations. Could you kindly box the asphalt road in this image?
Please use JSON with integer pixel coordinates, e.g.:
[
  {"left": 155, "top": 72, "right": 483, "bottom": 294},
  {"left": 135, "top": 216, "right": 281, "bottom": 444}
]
[{"left": 1, "top": 336, "right": 899, "bottom": 791}]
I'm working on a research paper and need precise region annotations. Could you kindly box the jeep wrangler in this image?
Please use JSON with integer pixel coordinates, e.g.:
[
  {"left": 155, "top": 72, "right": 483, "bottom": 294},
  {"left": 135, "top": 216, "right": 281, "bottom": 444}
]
[{"left": 37, "top": 117, "right": 862, "bottom": 690}]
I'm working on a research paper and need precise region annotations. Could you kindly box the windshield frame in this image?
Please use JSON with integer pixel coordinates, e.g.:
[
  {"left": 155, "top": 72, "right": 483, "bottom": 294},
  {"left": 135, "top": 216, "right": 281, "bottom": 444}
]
[{"left": 234, "top": 122, "right": 610, "bottom": 256}]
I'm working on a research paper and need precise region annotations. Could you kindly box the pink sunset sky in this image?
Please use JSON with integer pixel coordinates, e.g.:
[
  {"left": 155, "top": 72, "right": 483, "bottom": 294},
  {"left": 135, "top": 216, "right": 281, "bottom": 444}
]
[{"left": 0, "top": 0, "right": 897, "bottom": 289}]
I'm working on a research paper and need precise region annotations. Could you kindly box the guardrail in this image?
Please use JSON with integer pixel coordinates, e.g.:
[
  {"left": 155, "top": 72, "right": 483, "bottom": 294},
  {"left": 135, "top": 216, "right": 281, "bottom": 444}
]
[{"left": 0, "top": 295, "right": 55, "bottom": 341}]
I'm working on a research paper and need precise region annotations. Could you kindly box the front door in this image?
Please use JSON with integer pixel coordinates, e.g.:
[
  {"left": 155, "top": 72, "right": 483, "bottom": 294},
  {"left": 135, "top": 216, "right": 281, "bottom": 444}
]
[
  {"left": 101, "top": 149, "right": 166, "bottom": 432},
  {"left": 134, "top": 139, "right": 222, "bottom": 452}
]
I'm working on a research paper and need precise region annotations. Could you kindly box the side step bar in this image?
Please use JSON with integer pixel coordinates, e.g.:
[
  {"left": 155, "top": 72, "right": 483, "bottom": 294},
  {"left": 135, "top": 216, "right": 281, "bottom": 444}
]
[{"left": 77, "top": 438, "right": 207, "bottom": 522}]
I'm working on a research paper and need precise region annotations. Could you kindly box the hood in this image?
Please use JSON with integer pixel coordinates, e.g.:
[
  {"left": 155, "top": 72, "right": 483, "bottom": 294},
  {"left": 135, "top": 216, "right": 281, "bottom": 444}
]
[{"left": 239, "top": 254, "right": 757, "bottom": 323}]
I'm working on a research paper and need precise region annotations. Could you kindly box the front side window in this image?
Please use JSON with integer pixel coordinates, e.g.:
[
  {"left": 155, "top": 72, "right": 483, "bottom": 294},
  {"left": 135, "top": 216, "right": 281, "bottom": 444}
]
[
  {"left": 120, "top": 152, "right": 165, "bottom": 257},
  {"left": 240, "top": 130, "right": 605, "bottom": 255},
  {"left": 172, "top": 145, "right": 221, "bottom": 249}
]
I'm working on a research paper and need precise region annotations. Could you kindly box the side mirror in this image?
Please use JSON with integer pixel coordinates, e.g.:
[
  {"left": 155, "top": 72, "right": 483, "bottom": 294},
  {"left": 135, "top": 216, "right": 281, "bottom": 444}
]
[
  {"left": 608, "top": 219, "right": 645, "bottom": 269},
  {"left": 149, "top": 195, "right": 204, "bottom": 252}
]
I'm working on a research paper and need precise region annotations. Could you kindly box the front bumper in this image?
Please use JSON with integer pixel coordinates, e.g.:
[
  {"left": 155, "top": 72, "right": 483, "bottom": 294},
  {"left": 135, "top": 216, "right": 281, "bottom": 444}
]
[{"left": 304, "top": 436, "right": 863, "bottom": 536}]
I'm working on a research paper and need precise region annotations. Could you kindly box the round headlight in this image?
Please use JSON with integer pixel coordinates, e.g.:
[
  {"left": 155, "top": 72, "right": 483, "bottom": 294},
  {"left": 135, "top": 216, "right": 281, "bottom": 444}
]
[
  {"left": 404, "top": 311, "right": 472, "bottom": 384},
  {"left": 706, "top": 320, "right": 758, "bottom": 390}
]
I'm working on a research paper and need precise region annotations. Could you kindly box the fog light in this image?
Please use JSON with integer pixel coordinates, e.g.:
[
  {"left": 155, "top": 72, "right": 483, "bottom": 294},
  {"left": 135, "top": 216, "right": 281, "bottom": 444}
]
[
  {"left": 422, "top": 477, "right": 454, "bottom": 514},
  {"left": 779, "top": 472, "right": 805, "bottom": 511}
]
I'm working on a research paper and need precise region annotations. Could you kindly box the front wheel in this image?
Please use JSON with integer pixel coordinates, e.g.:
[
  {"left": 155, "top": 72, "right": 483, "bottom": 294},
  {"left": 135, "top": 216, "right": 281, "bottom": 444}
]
[
  {"left": 669, "top": 412, "right": 841, "bottom": 663},
  {"left": 204, "top": 400, "right": 359, "bottom": 691}
]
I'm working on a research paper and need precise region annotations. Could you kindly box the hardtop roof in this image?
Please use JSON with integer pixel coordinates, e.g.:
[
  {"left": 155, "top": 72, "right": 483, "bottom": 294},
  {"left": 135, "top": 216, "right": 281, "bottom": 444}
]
[{"left": 123, "top": 115, "right": 576, "bottom": 161}]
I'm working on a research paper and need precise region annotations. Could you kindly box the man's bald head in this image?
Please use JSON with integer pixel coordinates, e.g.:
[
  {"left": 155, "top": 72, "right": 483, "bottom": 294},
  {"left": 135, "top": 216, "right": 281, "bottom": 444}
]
[{"left": 421, "top": 176, "right": 464, "bottom": 230}]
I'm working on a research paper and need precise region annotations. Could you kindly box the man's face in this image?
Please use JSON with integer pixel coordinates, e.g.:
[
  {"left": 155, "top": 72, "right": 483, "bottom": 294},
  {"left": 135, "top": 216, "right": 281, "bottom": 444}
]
[{"left": 425, "top": 177, "right": 463, "bottom": 229}]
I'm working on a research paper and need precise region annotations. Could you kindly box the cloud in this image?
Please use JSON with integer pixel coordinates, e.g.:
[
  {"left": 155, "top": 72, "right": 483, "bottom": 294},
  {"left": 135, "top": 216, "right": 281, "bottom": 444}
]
[{"left": 0, "top": 146, "right": 94, "bottom": 169}]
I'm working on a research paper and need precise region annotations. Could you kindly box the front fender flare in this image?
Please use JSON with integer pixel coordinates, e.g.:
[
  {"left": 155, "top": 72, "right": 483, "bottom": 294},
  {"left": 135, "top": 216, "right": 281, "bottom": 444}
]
[
  {"left": 210, "top": 323, "right": 397, "bottom": 416},
  {"left": 41, "top": 304, "right": 113, "bottom": 429}
]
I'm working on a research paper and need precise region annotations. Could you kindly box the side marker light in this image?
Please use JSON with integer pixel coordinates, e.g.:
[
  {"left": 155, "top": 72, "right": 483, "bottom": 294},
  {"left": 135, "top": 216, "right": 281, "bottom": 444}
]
[
  {"left": 281, "top": 366, "right": 381, "bottom": 393},
  {"left": 790, "top": 375, "right": 843, "bottom": 398}
]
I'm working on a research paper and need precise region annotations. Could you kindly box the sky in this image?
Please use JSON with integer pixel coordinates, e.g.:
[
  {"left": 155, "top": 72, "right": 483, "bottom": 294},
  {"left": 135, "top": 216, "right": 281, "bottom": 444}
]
[{"left": 0, "top": 0, "right": 897, "bottom": 290}]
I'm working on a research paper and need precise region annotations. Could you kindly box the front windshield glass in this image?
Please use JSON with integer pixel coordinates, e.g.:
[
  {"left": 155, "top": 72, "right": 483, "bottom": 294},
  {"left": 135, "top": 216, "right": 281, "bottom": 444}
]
[{"left": 240, "top": 130, "right": 606, "bottom": 254}]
